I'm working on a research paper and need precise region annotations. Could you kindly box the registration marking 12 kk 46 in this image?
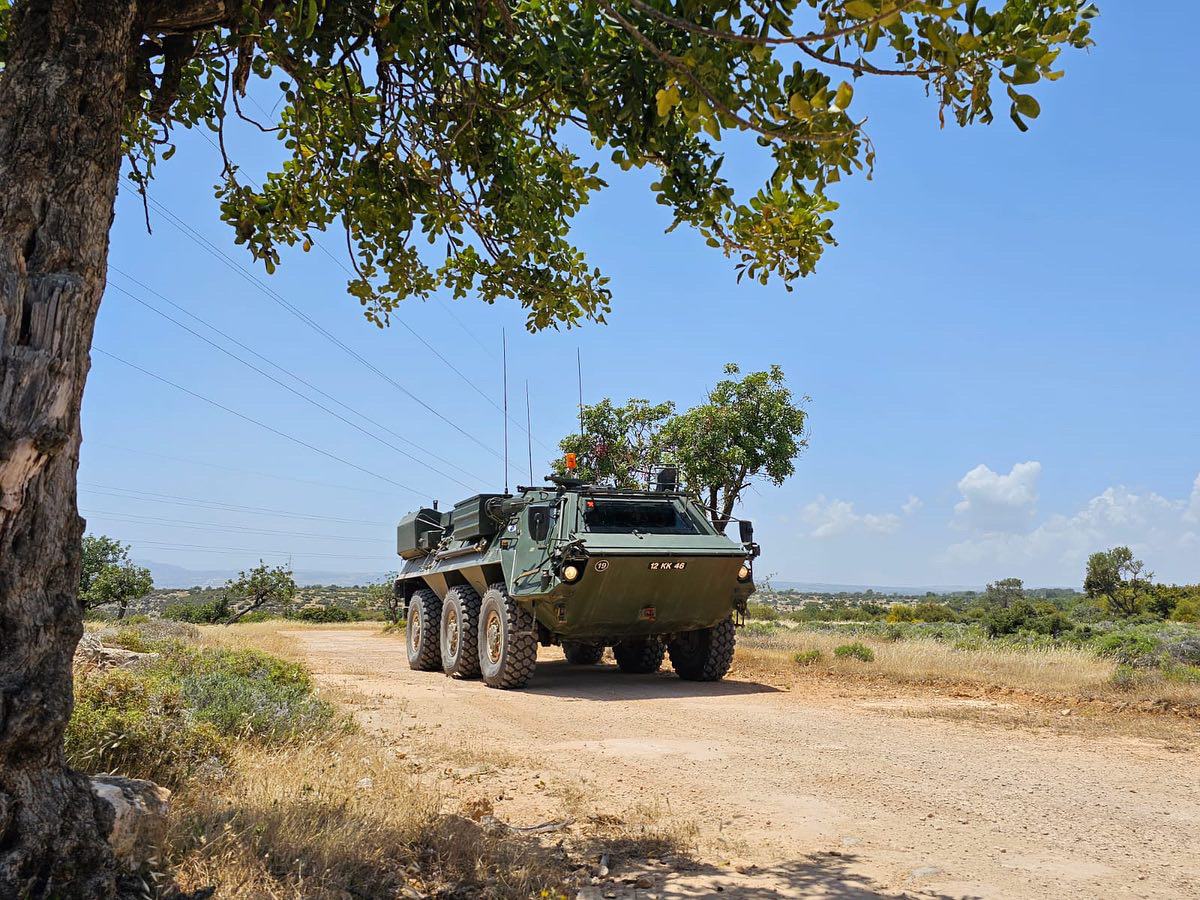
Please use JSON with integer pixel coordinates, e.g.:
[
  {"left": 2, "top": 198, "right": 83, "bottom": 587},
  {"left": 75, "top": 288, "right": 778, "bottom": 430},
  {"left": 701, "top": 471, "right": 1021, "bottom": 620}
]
[{"left": 648, "top": 562, "right": 687, "bottom": 571}]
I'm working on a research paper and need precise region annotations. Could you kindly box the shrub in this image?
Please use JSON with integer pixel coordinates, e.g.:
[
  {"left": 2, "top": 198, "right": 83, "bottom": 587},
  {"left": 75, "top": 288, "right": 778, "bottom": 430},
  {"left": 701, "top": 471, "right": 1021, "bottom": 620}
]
[
  {"left": 163, "top": 596, "right": 230, "bottom": 624},
  {"left": 1109, "top": 663, "right": 1138, "bottom": 690},
  {"left": 833, "top": 642, "right": 874, "bottom": 662},
  {"left": 67, "top": 666, "right": 227, "bottom": 788},
  {"left": 1093, "top": 629, "right": 1162, "bottom": 667},
  {"left": 291, "top": 605, "right": 358, "bottom": 623},
  {"left": 792, "top": 649, "right": 822, "bottom": 666},
  {"left": 746, "top": 602, "right": 780, "bottom": 621},
  {"left": 171, "top": 648, "right": 335, "bottom": 742},
  {"left": 67, "top": 630, "right": 337, "bottom": 786},
  {"left": 1165, "top": 636, "right": 1200, "bottom": 666},
  {"left": 743, "top": 621, "right": 785, "bottom": 637}
]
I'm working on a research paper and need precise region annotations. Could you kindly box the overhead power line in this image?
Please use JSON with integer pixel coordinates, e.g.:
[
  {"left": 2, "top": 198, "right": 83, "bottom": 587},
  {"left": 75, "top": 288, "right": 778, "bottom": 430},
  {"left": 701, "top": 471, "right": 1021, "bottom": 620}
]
[
  {"left": 79, "top": 483, "right": 390, "bottom": 525},
  {"left": 81, "top": 508, "right": 389, "bottom": 544},
  {"left": 130, "top": 538, "right": 393, "bottom": 562},
  {"left": 85, "top": 440, "right": 406, "bottom": 497},
  {"left": 91, "top": 348, "right": 426, "bottom": 497},
  {"left": 120, "top": 176, "right": 503, "bottom": 461},
  {"left": 105, "top": 270, "right": 481, "bottom": 491}
]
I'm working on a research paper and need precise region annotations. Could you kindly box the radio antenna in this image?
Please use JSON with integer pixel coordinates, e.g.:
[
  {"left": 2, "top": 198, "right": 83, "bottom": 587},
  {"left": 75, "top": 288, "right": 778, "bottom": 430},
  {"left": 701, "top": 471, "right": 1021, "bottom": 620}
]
[
  {"left": 576, "top": 347, "right": 584, "bottom": 439},
  {"left": 502, "top": 329, "right": 509, "bottom": 494},
  {"left": 525, "top": 379, "right": 534, "bottom": 483}
]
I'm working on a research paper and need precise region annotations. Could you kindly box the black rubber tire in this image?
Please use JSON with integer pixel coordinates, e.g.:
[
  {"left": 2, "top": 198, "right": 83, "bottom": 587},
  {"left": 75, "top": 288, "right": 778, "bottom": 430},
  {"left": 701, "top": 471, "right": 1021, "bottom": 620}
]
[
  {"left": 477, "top": 583, "right": 538, "bottom": 689},
  {"left": 440, "top": 584, "right": 482, "bottom": 678},
  {"left": 612, "top": 637, "right": 665, "bottom": 674},
  {"left": 668, "top": 617, "right": 736, "bottom": 682},
  {"left": 406, "top": 587, "right": 443, "bottom": 671},
  {"left": 562, "top": 641, "right": 605, "bottom": 666}
]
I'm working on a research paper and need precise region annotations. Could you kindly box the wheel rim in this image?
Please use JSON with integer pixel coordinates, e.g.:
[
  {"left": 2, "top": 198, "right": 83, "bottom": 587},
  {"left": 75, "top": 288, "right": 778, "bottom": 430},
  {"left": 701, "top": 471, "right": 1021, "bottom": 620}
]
[
  {"left": 410, "top": 608, "right": 421, "bottom": 653},
  {"left": 446, "top": 606, "right": 460, "bottom": 657},
  {"left": 485, "top": 609, "right": 503, "bottom": 665}
]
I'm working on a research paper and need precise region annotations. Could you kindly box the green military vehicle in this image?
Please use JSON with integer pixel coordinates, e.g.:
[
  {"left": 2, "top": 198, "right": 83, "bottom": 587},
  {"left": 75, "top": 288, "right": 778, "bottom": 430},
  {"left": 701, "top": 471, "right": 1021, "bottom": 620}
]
[{"left": 393, "top": 469, "right": 758, "bottom": 689}]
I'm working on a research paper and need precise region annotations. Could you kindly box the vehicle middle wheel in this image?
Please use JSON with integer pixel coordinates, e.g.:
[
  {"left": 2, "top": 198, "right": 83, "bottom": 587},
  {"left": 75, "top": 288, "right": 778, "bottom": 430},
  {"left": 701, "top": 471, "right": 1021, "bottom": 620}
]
[
  {"left": 562, "top": 641, "right": 605, "bottom": 665},
  {"left": 477, "top": 583, "right": 538, "bottom": 689},
  {"left": 612, "top": 637, "right": 665, "bottom": 674},
  {"left": 406, "top": 587, "right": 442, "bottom": 671},
  {"left": 668, "top": 616, "right": 736, "bottom": 681},
  {"left": 440, "top": 584, "right": 482, "bottom": 678}
]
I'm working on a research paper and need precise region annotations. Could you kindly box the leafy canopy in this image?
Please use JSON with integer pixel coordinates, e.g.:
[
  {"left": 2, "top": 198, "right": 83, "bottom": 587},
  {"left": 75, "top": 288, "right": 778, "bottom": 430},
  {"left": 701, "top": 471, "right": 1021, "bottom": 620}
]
[
  {"left": 554, "top": 363, "right": 806, "bottom": 530},
  {"left": 223, "top": 562, "right": 297, "bottom": 623},
  {"left": 79, "top": 534, "right": 154, "bottom": 612},
  {"left": 0, "top": 0, "right": 1096, "bottom": 330}
]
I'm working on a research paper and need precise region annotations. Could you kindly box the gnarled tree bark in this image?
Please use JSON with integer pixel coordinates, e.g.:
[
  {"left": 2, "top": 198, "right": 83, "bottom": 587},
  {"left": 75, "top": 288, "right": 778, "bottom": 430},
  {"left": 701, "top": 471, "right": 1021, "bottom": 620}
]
[{"left": 0, "top": 1, "right": 138, "bottom": 895}]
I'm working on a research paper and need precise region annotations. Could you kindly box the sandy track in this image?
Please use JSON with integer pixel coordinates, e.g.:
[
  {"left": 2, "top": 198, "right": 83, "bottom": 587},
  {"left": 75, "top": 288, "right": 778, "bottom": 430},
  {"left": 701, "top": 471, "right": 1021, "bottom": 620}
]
[{"left": 285, "top": 628, "right": 1200, "bottom": 899}]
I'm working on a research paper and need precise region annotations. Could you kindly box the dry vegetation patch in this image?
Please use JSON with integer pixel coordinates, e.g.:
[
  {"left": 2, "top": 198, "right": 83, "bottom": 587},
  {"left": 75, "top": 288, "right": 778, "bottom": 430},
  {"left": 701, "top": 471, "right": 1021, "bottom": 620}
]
[{"left": 735, "top": 627, "right": 1200, "bottom": 718}]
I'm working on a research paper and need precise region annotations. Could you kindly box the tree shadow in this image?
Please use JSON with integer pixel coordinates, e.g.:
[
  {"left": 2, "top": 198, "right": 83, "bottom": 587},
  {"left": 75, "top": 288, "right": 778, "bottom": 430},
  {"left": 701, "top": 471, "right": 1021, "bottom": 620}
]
[
  {"left": 521, "top": 658, "right": 781, "bottom": 700},
  {"left": 575, "top": 850, "right": 972, "bottom": 899}
]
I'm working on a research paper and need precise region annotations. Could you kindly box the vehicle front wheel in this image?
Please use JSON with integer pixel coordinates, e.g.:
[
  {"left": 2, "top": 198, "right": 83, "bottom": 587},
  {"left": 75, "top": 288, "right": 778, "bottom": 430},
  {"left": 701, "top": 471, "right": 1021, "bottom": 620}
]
[
  {"left": 668, "top": 617, "right": 736, "bottom": 681},
  {"left": 477, "top": 583, "right": 538, "bottom": 689},
  {"left": 440, "top": 584, "right": 482, "bottom": 678},
  {"left": 562, "top": 641, "right": 605, "bottom": 665},
  {"left": 612, "top": 637, "right": 665, "bottom": 674},
  {"left": 406, "top": 587, "right": 443, "bottom": 671}
]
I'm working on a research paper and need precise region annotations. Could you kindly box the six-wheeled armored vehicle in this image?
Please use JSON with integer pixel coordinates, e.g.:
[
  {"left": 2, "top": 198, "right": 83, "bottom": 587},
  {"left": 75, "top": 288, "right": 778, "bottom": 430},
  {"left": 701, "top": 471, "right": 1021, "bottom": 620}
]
[{"left": 393, "top": 471, "right": 758, "bottom": 689}]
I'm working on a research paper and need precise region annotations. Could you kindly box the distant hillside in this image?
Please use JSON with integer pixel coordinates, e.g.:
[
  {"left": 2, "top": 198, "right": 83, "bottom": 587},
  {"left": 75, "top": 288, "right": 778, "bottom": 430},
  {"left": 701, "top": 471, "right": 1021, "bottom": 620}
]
[
  {"left": 770, "top": 581, "right": 984, "bottom": 596},
  {"left": 136, "top": 559, "right": 389, "bottom": 589}
]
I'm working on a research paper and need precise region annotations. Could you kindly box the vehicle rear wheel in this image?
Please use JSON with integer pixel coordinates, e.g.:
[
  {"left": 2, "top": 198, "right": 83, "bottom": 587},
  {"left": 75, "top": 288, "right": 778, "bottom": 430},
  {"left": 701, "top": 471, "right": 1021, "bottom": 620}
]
[
  {"left": 440, "top": 584, "right": 482, "bottom": 678},
  {"left": 477, "top": 583, "right": 537, "bottom": 689},
  {"left": 668, "top": 617, "right": 736, "bottom": 681},
  {"left": 406, "top": 587, "right": 442, "bottom": 671},
  {"left": 612, "top": 637, "right": 665, "bottom": 674},
  {"left": 562, "top": 641, "right": 605, "bottom": 665}
]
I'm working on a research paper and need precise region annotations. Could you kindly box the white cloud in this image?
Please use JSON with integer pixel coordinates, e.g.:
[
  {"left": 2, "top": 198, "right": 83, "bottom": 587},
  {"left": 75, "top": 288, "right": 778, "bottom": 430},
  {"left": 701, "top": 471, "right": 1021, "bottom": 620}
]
[
  {"left": 801, "top": 496, "right": 906, "bottom": 538},
  {"left": 944, "top": 475, "right": 1200, "bottom": 584},
  {"left": 953, "top": 461, "right": 1041, "bottom": 533},
  {"left": 902, "top": 495, "right": 923, "bottom": 516}
]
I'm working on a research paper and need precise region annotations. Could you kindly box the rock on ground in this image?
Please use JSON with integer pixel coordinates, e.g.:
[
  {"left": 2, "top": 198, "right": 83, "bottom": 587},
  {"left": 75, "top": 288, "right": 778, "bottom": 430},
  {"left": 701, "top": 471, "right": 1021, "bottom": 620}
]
[{"left": 90, "top": 776, "right": 171, "bottom": 870}]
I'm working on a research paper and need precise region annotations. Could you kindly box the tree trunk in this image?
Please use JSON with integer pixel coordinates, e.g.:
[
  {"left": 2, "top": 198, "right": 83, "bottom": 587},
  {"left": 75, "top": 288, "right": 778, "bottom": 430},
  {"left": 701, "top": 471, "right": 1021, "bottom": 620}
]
[{"left": 0, "top": 1, "right": 140, "bottom": 895}]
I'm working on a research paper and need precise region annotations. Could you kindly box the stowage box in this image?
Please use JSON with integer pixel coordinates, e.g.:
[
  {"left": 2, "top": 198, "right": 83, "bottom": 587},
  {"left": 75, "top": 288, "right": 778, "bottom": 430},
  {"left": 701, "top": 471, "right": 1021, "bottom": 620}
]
[
  {"left": 396, "top": 507, "right": 448, "bottom": 559},
  {"left": 450, "top": 493, "right": 507, "bottom": 542}
]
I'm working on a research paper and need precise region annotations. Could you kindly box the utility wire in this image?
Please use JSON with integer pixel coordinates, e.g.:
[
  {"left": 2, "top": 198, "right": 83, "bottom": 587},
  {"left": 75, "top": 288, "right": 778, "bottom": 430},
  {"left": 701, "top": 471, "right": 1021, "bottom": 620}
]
[
  {"left": 105, "top": 271, "right": 480, "bottom": 490},
  {"left": 136, "top": 138, "right": 550, "bottom": 449},
  {"left": 81, "top": 509, "right": 388, "bottom": 543},
  {"left": 120, "top": 176, "right": 503, "bottom": 461},
  {"left": 79, "top": 483, "right": 389, "bottom": 525},
  {"left": 85, "top": 440, "right": 406, "bottom": 497},
  {"left": 93, "top": 348, "right": 424, "bottom": 497},
  {"left": 130, "top": 539, "right": 393, "bottom": 561}
]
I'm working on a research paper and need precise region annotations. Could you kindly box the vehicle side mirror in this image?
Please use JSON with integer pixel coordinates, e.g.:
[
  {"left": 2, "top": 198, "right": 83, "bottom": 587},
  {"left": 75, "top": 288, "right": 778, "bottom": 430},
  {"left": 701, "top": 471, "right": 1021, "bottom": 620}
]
[
  {"left": 739, "top": 520, "right": 754, "bottom": 544},
  {"left": 529, "top": 507, "right": 550, "bottom": 542}
]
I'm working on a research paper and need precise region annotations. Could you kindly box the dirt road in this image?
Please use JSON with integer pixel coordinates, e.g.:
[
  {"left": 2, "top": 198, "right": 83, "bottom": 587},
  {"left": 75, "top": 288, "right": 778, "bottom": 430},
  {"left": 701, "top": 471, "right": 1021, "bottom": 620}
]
[{"left": 286, "top": 628, "right": 1199, "bottom": 899}]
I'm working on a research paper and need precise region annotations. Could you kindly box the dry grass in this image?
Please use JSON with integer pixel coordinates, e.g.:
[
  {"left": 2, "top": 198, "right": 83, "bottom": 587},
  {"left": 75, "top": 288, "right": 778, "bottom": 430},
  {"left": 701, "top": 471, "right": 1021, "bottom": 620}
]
[
  {"left": 734, "top": 628, "right": 1200, "bottom": 713},
  {"left": 165, "top": 731, "right": 573, "bottom": 899}
]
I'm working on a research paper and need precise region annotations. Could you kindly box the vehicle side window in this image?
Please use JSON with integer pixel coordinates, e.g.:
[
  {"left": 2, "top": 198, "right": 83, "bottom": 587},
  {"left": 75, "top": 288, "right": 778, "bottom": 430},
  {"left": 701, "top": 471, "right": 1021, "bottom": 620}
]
[{"left": 528, "top": 505, "right": 552, "bottom": 542}]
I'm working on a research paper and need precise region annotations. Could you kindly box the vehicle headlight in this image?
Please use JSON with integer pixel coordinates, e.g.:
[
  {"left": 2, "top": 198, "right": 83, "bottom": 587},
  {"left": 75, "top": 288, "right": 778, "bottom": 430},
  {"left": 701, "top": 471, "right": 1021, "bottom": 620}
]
[
  {"left": 562, "top": 564, "right": 582, "bottom": 583},
  {"left": 737, "top": 564, "right": 752, "bottom": 582}
]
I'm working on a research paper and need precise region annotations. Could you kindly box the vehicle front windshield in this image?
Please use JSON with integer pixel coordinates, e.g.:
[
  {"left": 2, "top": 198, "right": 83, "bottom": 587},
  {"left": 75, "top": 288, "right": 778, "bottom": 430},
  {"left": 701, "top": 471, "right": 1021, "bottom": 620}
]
[{"left": 580, "top": 498, "right": 702, "bottom": 535}]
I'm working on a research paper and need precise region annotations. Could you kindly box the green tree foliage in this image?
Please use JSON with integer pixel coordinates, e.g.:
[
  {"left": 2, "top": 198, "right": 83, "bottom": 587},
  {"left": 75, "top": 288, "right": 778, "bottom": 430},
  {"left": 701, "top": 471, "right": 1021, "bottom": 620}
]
[
  {"left": 222, "top": 562, "right": 297, "bottom": 625},
  {"left": 1085, "top": 547, "right": 1153, "bottom": 618},
  {"left": 79, "top": 534, "right": 154, "bottom": 618},
  {"left": 554, "top": 398, "right": 675, "bottom": 487},
  {"left": 0, "top": 0, "right": 1095, "bottom": 331},
  {"left": 664, "top": 364, "right": 808, "bottom": 531},
  {"left": 555, "top": 364, "right": 806, "bottom": 529},
  {"left": 981, "top": 577, "right": 1026, "bottom": 610}
]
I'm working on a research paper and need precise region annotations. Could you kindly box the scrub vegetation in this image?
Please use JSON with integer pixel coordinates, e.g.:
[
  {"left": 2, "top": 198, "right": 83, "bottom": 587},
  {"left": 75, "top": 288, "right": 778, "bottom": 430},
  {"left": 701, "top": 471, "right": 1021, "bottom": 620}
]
[{"left": 70, "top": 620, "right": 575, "bottom": 898}]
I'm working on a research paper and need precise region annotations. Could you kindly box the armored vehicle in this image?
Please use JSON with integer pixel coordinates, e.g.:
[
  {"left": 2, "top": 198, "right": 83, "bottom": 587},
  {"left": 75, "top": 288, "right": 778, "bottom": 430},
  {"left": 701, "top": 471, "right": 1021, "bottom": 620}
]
[{"left": 393, "top": 468, "right": 758, "bottom": 689}]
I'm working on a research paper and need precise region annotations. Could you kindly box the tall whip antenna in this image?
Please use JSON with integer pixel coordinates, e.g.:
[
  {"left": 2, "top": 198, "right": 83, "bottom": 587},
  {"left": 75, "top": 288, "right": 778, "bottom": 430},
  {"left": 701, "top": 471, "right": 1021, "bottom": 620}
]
[
  {"left": 576, "top": 347, "right": 584, "bottom": 440},
  {"left": 525, "top": 379, "right": 534, "bottom": 483},
  {"left": 502, "top": 329, "right": 509, "bottom": 494}
]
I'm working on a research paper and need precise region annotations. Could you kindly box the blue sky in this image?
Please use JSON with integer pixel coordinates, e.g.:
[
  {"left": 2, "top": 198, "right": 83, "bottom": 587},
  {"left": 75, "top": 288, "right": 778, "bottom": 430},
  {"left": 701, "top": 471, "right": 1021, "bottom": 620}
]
[{"left": 83, "top": 3, "right": 1200, "bottom": 588}]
